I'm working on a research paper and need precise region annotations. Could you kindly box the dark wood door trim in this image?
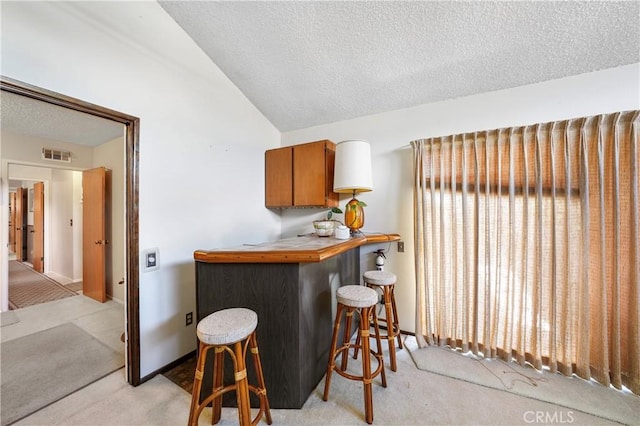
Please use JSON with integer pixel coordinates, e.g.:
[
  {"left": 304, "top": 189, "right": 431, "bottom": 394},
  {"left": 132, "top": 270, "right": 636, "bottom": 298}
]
[{"left": 1, "top": 76, "right": 141, "bottom": 386}]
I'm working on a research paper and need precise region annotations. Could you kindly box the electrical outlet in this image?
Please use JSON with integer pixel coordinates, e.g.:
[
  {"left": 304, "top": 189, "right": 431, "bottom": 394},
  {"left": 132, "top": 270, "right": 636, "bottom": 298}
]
[
  {"left": 186, "top": 312, "right": 193, "bottom": 326},
  {"left": 397, "top": 241, "right": 404, "bottom": 252}
]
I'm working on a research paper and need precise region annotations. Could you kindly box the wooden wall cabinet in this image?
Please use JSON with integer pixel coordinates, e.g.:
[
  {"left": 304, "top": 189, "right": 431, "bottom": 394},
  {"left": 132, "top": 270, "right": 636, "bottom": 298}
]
[{"left": 265, "top": 140, "right": 339, "bottom": 208}]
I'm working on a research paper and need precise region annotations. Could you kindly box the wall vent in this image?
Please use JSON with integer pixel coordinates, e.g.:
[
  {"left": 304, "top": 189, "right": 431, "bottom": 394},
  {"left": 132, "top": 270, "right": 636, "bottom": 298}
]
[{"left": 42, "top": 148, "right": 72, "bottom": 163}]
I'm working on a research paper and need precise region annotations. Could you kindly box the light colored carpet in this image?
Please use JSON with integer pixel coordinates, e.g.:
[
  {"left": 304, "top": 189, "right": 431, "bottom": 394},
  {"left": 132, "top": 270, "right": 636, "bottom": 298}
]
[
  {"left": 0, "top": 322, "right": 124, "bottom": 426},
  {"left": 407, "top": 338, "right": 639, "bottom": 425},
  {"left": 8, "top": 261, "right": 76, "bottom": 309},
  {"left": 0, "top": 311, "right": 19, "bottom": 327},
  {"left": 17, "top": 342, "right": 622, "bottom": 426}
]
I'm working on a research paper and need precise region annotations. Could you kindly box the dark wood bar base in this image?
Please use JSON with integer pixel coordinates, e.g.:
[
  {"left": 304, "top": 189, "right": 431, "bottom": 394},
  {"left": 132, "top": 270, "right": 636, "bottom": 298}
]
[
  {"left": 195, "top": 248, "right": 359, "bottom": 409},
  {"left": 194, "top": 233, "right": 400, "bottom": 409}
]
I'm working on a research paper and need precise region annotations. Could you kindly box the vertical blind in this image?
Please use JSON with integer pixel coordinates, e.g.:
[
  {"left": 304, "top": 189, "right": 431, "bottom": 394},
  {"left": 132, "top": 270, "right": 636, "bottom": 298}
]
[{"left": 411, "top": 110, "right": 639, "bottom": 395}]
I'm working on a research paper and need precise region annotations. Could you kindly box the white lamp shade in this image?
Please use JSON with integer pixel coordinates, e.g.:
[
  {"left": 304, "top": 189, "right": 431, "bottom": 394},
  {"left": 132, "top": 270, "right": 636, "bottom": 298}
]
[{"left": 333, "top": 140, "right": 373, "bottom": 193}]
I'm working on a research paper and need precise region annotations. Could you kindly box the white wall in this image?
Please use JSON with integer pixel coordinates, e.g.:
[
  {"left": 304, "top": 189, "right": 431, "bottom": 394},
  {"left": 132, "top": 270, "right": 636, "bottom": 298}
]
[
  {"left": 72, "top": 172, "right": 83, "bottom": 282},
  {"left": 1, "top": 1, "right": 281, "bottom": 377},
  {"left": 1, "top": 131, "right": 95, "bottom": 170},
  {"left": 282, "top": 63, "right": 640, "bottom": 334},
  {"left": 50, "top": 169, "right": 74, "bottom": 282}
]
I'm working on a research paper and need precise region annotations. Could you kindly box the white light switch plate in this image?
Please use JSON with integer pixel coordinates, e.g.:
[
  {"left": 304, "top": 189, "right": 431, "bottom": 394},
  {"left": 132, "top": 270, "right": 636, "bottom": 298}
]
[{"left": 143, "top": 248, "right": 159, "bottom": 272}]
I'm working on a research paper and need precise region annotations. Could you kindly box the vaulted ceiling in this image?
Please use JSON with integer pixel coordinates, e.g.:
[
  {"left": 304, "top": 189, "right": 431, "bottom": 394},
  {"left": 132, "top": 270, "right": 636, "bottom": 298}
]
[
  {"left": 159, "top": 1, "right": 640, "bottom": 131},
  {"left": 2, "top": 1, "right": 638, "bottom": 146}
]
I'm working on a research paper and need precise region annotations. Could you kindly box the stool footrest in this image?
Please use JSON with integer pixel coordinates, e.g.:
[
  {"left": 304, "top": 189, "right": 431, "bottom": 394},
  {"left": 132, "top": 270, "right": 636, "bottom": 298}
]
[{"left": 330, "top": 343, "right": 385, "bottom": 384}]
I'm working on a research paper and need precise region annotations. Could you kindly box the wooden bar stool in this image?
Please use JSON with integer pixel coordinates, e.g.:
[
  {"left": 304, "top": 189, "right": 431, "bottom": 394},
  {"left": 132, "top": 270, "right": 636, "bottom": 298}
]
[
  {"left": 355, "top": 270, "right": 403, "bottom": 371},
  {"left": 188, "top": 308, "right": 272, "bottom": 426},
  {"left": 323, "top": 285, "right": 387, "bottom": 424}
]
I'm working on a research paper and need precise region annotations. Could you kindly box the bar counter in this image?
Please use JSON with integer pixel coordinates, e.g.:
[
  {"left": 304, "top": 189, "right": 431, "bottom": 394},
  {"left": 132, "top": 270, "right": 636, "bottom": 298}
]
[
  {"left": 194, "top": 233, "right": 400, "bottom": 263},
  {"left": 193, "top": 233, "right": 399, "bottom": 409}
]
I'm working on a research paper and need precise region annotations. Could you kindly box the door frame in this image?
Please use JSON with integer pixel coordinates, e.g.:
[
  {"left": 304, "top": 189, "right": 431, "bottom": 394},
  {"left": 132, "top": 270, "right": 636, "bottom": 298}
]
[{"left": 0, "top": 76, "right": 141, "bottom": 386}]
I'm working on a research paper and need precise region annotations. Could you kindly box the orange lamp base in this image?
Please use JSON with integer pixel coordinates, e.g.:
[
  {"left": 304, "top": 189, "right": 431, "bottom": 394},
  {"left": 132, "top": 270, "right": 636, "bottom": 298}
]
[{"left": 344, "top": 198, "right": 365, "bottom": 235}]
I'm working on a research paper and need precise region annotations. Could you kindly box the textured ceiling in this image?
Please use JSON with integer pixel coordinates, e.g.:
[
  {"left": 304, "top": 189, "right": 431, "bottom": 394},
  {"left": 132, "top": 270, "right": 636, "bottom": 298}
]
[
  {"left": 2, "top": 2, "right": 638, "bottom": 145},
  {"left": 159, "top": 1, "right": 640, "bottom": 131},
  {"left": 0, "top": 91, "right": 123, "bottom": 147}
]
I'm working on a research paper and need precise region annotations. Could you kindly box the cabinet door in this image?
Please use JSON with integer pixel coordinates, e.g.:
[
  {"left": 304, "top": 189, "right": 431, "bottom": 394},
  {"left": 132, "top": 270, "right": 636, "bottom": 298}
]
[
  {"left": 293, "top": 142, "right": 328, "bottom": 206},
  {"left": 265, "top": 146, "right": 293, "bottom": 207},
  {"left": 324, "top": 145, "right": 339, "bottom": 207}
]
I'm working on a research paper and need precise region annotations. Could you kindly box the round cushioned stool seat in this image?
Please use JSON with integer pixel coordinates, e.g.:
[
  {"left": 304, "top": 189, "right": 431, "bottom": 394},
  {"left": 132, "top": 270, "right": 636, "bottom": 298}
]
[
  {"left": 363, "top": 270, "right": 397, "bottom": 286},
  {"left": 196, "top": 307, "right": 257, "bottom": 346},
  {"left": 337, "top": 285, "right": 378, "bottom": 308},
  {"left": 360, "top": 270, "right": 403, "bottom": 372}
]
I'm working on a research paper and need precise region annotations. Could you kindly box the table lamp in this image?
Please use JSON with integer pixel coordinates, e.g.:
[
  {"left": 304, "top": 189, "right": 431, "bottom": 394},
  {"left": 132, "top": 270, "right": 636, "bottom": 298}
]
[{"left": 333, "top": 140, "right": 373, "bottom": 235}]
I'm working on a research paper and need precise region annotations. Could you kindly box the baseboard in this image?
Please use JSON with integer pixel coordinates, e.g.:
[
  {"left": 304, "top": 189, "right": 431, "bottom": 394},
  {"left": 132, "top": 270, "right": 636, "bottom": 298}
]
[
  {"left": 45, "top": 271, "right": 72, "bottom": 285},
  {"left": 139, "top": 350, "right": 197, "bottom": 385},
  {"left": 106, "top": 294, "right": 125, "bottom": 304}
]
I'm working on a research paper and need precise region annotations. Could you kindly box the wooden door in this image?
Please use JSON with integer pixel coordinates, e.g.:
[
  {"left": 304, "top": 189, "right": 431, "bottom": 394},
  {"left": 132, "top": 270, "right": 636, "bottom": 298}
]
[
  {"left": 15, "top": 187, "right": 26, "bottom": 261},
  {"left": 265, "top": 146, "right": 293, "bottom": 207},
  {"left": 9, "top": 192, "right": 15, "bottom": 253},
  {"left": 83, "top": 167, "right": 108, "bottom": 303},
  {"left": 293, "top": 141, "right": 327, "bottom": 206},
  {"left": 32, "top": 182, "right": 45, "bottom": 272}
]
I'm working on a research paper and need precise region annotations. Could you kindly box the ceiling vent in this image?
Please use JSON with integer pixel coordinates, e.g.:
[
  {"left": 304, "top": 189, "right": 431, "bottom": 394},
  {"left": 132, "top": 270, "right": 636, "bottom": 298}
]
[{"left": 42, "top": 147, "right": 72, "bottom": 163}]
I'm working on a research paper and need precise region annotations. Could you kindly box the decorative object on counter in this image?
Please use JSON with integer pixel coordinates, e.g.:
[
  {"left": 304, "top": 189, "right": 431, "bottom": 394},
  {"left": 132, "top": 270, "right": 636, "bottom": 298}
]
[
  {"left": 313, "top": 207, "right": 344, "bottom": 236},
  {"left": 313, "top": 207, "right": 344, "bottom": 237},
  {"left": 344, "top": 199, "right": 367, "bottom": 233},
  {"left": 333, "top": 140, "right": 373, "bottom": 235},
  {"left": 374, "top": 249, "right": 386, "bottom": 271},
  {"left": 325, "top": 206, "right": 343, "bottom": 220},
  {"left": 313, "top": 220, "right": 336, "bottom": 237},
  {"left": 335, "top": 224, "right": 350, "bottom": 239}
]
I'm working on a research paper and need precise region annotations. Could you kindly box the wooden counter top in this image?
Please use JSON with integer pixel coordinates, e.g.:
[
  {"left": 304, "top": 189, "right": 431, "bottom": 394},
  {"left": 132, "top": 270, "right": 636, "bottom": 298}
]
[{"left": 194, "top": 233, "right": 400, "bottom": 264}]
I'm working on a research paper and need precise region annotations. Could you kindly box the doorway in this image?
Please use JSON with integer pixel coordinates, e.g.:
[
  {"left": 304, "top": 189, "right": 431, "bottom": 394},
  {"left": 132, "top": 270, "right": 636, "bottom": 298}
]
[
  {"left": 0, "top": 77, "right": 141, "bottom": 385},
  {"left": 7, "top": 166, "right": 117, "bottom": 307}
]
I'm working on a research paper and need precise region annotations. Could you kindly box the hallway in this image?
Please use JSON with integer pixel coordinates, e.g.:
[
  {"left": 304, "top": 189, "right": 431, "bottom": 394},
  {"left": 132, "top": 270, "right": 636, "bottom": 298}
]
[{"left": 7, "top": 260, "right": 77, "bottom": 310}]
